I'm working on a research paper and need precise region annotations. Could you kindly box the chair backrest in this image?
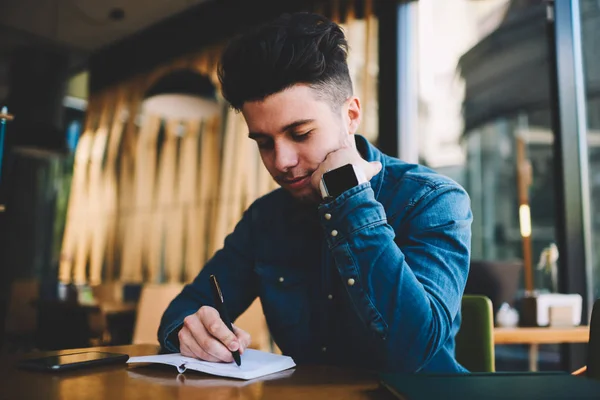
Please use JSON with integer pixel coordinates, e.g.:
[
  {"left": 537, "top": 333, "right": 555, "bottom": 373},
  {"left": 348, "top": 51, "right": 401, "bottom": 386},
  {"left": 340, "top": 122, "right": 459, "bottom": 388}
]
[
  {"left": 465, "top": 260, "right": 522, "bottom": 319},
  {"left": 455, "top": 295, "right": 495, "bottom": 372},
  {"left": 587, "top": 299, "right": 600, "bottom": 380},
  {"left": 132, "top": 283, "right": 184, "bottom": 345}
]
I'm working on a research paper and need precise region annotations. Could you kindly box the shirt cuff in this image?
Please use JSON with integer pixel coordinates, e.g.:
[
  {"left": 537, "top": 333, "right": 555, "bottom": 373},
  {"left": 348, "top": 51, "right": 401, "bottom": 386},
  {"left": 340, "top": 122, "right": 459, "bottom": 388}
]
[
  {"left": 160, "top": 312, "right": 193, "bottom": 353},
  {"left": 318, "top": 182, "right": 387, "bottom": 248}
]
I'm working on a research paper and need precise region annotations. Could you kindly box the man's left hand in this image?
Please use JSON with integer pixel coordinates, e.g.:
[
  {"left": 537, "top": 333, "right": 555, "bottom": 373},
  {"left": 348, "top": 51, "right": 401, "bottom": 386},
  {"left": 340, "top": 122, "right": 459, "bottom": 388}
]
[{"left": 310, "top": 144, "right": 382, "bottom": 194}]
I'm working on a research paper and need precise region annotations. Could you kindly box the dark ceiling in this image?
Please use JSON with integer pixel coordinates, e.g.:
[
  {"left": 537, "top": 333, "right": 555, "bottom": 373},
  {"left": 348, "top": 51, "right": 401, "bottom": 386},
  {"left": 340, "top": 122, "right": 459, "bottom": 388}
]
[{"left": 0, "top": 0, "right": 212, "bottom": 101}]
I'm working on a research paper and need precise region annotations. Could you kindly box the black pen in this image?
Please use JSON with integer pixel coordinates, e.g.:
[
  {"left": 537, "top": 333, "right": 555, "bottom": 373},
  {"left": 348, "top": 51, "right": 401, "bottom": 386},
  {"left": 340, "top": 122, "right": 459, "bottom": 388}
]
[{"left": 209, "top": 274, "right": 241, "bottom": 366}]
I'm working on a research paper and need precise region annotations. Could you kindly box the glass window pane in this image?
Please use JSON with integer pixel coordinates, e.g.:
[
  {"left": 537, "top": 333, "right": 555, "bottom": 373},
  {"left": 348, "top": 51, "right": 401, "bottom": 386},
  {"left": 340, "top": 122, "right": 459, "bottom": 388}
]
[
  {"left": 416, "top": 0, "right": 561, "bottom": 371},
  {"left": 581, "top": 1, "right": 600, "bottom": 300}
]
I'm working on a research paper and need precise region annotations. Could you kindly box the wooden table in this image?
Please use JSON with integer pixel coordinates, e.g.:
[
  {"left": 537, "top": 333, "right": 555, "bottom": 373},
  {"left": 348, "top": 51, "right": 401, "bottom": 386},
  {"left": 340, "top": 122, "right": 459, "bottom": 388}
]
[
  {"left": 0, "top": 345, "right": 395, "bottom": 400},
  {"left": 494, "top": 326, "right": 590, "bottom": 371}
]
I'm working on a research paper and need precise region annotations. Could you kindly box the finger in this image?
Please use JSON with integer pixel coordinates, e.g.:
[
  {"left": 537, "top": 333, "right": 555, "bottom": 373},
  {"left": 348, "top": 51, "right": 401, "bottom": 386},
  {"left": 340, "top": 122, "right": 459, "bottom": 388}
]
[
  {"left": 180, "top": 341, "right": 194, "bottom": 358},
  {"left": 232, "top": 324, "right": 252, "bottom": 353},
  {"left": 203, "top": 338, "right": 235, "bottom": 362},
  {"left": 201, "top": 308, "right": 240, "bottom": 352},
  {"left": 369, "top": 161, "right": 382, "bottom": 175},
  {"left": 179, "top": 327, "right": 221, "bottom": 362},
  {"left": 184, "top": 312, "right": 234, "bottom": 362},
  {"left": 322, "top": 148, "right": 339, "bottom": 163},
  {"left": 180, "top": 329, "right": 219, "bottom": 361}
]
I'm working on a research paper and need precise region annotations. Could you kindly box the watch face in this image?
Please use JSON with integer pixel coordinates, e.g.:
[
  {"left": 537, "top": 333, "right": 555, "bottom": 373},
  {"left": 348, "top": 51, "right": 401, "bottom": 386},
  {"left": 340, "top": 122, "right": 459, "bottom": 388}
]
[{"left": 322, "top": 164, "right": 359, "bottom": 198}]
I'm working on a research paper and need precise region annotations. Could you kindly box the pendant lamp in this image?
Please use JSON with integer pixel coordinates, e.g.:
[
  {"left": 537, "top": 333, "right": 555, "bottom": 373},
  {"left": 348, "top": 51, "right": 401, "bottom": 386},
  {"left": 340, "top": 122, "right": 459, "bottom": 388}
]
[{"left": 142, "top": 69, "right": 219, "bottom": 120}]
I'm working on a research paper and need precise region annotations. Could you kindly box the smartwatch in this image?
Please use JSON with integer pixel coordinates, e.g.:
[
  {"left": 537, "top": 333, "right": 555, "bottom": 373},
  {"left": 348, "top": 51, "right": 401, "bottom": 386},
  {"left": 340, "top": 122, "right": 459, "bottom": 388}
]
[{"left": 319, "top": 163, "right": 366, "bottom": 200}]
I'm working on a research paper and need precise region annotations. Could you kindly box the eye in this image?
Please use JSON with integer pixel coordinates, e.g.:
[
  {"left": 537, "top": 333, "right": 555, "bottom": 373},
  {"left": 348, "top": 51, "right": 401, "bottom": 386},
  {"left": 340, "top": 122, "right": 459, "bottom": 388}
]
[
  {"left": 292, "top": 130, "right": 313, "bottom": 141},
  {"left": 255, "top": 138, "right": 274, "bottom": 150}
]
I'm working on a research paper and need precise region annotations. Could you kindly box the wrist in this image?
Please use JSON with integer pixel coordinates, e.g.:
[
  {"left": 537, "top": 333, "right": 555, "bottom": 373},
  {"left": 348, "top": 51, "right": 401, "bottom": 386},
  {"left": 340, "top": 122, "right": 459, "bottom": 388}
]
[{"left": 319, "top": 163, "right": 366, "bottom": 200}]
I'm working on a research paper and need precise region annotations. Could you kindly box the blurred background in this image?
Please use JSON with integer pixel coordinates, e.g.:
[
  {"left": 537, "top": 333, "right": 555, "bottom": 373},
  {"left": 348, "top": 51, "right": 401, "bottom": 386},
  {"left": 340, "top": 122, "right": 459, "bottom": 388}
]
[{"left": 0, "top": 0, "right": 599, "bottom": 373}]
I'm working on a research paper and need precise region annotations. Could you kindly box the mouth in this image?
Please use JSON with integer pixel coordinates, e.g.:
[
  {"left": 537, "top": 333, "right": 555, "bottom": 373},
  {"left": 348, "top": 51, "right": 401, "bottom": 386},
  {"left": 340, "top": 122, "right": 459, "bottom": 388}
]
[{"left": 279, "top": 175, "right": 311, "bottom": 190}]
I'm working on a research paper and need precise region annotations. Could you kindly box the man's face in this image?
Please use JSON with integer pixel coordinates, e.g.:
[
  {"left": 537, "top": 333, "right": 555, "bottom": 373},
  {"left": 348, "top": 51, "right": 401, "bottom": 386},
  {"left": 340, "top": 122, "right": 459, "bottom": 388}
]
[{"left": 241, "top": 84, "right": 358, "bottom": 202}]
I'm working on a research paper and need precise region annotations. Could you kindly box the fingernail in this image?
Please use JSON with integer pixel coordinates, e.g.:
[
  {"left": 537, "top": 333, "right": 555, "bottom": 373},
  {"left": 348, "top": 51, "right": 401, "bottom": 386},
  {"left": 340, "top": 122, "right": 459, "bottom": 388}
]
[{"left": 229, "top": 341, "right": 239, "bottom": 351}]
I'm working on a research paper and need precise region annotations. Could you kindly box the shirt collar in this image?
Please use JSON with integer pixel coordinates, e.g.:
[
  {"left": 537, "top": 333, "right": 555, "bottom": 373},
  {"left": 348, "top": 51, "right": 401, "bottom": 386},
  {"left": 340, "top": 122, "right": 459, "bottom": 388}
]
[{"left": 355, "top": 134, "right": 385, "bottom": 200}]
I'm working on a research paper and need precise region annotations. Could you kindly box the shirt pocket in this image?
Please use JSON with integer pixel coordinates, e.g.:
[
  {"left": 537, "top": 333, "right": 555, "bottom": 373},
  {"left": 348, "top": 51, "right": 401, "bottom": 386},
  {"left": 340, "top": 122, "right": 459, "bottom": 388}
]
[{"left": 254, "top": 261, "right": 309, "bottom": 334}]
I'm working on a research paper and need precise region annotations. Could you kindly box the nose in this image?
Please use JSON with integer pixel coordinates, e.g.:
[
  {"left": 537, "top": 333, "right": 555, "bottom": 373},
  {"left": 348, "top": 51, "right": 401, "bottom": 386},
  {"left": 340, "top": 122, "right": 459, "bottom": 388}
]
[{"left": 273, "top": 141, "right": 298, "bottom": 172}]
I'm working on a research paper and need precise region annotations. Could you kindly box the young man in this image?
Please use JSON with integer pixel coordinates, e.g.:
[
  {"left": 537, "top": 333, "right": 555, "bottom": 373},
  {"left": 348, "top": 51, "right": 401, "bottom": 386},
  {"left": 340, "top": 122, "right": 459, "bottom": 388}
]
[{"left": 159, "top": 12, "right": 472, "bottom": 373}]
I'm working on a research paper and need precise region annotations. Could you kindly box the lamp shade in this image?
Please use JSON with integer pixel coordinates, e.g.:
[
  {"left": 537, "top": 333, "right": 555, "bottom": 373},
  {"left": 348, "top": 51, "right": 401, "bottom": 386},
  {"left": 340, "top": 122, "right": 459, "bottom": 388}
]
[{"left": 142, "top": 69, "right": 219, "bottom": 120}]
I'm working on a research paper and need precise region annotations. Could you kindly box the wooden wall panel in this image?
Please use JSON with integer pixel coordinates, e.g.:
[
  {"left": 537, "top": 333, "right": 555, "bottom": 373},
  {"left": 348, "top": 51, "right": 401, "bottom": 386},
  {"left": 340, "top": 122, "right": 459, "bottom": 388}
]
[{"left": 120, "top": 114, "right": 161, "bottom": 282}]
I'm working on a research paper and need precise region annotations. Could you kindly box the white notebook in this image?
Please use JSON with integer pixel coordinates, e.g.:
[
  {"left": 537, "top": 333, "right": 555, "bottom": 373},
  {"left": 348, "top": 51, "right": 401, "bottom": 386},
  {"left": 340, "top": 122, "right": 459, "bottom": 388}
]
[{"left": 127, "top": 349, "right": 296, "bottom": 380}]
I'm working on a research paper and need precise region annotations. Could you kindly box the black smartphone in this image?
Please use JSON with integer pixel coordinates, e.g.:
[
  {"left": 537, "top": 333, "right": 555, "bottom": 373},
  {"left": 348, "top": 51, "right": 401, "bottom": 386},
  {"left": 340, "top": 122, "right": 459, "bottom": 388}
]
[{"left": 17, "top": 351, "right": 129, "bottom": 372}]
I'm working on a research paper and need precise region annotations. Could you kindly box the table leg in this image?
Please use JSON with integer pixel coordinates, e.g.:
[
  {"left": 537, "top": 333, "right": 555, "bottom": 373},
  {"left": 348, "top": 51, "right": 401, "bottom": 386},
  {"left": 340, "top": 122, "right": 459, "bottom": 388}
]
[{"left": 529, "top": 344, "right": 539, "bottom": 371}]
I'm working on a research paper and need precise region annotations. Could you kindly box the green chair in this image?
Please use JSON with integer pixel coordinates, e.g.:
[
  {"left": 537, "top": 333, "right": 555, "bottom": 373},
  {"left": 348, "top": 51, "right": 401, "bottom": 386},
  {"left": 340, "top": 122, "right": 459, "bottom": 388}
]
[{"left": 455, "top": 295, "right": 495, "bottom": 372}]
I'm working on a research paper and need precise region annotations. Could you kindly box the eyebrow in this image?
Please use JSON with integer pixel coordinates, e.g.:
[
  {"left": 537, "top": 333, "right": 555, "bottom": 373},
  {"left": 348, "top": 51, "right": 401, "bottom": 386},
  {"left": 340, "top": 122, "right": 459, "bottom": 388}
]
[{"left": 248, "top": 119, "right": 314, "bottom": 139}]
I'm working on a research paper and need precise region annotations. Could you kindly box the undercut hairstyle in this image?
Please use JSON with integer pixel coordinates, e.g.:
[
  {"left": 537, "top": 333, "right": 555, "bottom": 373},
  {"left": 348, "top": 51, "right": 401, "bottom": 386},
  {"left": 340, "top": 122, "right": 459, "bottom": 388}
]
[{"left": 218, "top": 12, "right": 354, "bottom": 111}]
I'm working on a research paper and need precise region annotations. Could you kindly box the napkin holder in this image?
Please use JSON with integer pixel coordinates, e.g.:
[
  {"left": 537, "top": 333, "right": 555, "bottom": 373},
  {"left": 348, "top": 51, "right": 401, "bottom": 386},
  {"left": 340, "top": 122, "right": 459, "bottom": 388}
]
[{"left": 520, "top": 293, "right": 582, "bottom": 327}]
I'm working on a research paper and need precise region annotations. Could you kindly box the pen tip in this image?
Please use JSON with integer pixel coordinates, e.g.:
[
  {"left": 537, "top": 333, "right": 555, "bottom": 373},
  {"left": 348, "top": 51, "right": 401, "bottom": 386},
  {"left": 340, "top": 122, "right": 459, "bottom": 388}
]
[{"left": 233, "top": 352, "right": 241, "bottom": 366}]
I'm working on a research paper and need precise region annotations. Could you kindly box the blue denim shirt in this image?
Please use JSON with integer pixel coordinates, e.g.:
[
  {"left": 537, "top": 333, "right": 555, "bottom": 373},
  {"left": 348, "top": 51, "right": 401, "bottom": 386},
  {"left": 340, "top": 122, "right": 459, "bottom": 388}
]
[{"left": 159, "top": 135, "right": 472, "bottom": 373}]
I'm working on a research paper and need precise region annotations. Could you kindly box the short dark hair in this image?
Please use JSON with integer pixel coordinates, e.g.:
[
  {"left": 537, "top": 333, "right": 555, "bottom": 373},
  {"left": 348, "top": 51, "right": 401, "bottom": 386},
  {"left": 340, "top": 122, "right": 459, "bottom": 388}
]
[{"left": 218, "top": 12, "right": 353, "bottom": 111}]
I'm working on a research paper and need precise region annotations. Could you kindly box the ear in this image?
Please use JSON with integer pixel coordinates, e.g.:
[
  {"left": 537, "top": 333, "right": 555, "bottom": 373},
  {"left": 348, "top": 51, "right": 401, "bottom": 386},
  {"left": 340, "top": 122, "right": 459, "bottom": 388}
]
[{"left": 345, "top": 96, "right": 362, "bottom": 135}]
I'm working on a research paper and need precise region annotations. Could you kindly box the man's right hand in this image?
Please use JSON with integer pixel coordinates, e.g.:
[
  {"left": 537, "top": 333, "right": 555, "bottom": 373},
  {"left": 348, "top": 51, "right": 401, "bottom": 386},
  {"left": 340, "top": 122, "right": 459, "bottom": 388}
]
[{"left": 178, "top": 306, "right": 252, "bottom": 362}]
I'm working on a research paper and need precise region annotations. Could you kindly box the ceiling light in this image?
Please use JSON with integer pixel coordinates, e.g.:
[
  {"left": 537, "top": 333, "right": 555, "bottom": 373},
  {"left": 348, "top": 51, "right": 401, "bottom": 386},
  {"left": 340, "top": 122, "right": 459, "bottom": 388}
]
[{"left": 142, "top": 69, "right": 219, "bottom": 120}]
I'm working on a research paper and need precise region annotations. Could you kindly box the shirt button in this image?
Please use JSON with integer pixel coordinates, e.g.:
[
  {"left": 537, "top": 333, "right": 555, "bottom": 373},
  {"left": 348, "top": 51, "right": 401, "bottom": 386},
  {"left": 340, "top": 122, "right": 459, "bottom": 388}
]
[
  {"left": 328, "top": 294, "right": 333, "bottom": 300},
  {"left": 278, "top": 277, "right": 284, "bottom": 283},
  {"left": 331, "top": 230, "right": 338, "bottom": 237},
  {"left": 347, "top": 278, "right": 355, "bottom": 286},
  {"left": 371, "top": 321, "right": 384, "bottom": 334},
  {"left": 324, "top": 213, "right": 332, "bottom": 220},
  {"left": 321, "top": 346, "right": 327, "bottom": 352}
]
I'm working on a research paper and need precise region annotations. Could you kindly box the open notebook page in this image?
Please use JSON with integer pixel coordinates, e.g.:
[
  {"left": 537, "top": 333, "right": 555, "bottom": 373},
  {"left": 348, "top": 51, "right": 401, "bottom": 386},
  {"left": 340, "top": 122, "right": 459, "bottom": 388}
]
[{"left": 127, "top": 349, "right": 296, "bottom": 380}]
